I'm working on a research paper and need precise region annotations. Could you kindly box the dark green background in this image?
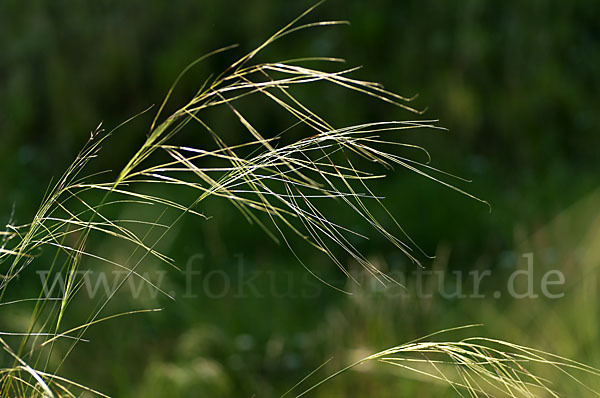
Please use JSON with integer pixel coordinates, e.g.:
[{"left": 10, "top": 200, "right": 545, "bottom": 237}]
[{"left": 1, "top": 1, "right": 599, "bottom": 396}]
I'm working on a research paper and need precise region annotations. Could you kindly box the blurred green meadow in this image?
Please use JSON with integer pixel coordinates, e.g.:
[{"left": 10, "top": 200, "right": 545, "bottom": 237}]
[{"left": 1, "top": 1, "right": 599, "bottom": 396}]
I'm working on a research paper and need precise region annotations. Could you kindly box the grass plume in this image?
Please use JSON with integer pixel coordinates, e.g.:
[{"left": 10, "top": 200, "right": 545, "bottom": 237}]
[{"left": 0, "top": 3, "right": 593, "bottom": 397}]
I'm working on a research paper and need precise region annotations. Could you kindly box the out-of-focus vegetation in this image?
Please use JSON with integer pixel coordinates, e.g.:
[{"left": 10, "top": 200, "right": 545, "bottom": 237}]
[{"left": 1, "top": 1, "right": 599, "bottom": 396}]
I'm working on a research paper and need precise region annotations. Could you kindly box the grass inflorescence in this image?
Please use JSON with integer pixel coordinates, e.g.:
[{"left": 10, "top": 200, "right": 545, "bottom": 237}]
[{"left": 0, "top": 3, "right": 596, "bottom": 397}]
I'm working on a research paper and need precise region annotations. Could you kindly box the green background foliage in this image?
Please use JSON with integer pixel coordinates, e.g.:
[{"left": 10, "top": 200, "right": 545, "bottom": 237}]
[{"left": 1, "top": 1, "right": 599, "bottom": 396}]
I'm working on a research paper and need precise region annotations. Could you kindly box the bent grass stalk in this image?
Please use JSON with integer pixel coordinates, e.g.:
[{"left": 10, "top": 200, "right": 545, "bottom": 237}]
[
  {"left": 289, "top": 325, "right": 600, "bottom": 397},
  {"left": 0, "top": 3, "right": 595, "bottom": 397}
]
